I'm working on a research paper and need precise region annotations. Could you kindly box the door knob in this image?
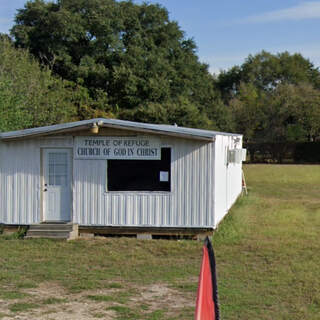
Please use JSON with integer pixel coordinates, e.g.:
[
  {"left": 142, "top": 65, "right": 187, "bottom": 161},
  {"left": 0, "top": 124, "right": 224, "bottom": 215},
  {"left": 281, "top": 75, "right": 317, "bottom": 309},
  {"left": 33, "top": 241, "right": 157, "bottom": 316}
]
[{"left": 44, "top": 188, "right": 47, "bottom": 192}]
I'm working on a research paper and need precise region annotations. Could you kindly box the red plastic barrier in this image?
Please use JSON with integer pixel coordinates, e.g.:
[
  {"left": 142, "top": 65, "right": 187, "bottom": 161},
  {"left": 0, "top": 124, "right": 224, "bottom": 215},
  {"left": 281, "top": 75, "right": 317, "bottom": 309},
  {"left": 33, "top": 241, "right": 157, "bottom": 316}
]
[{"left": 195, "top": 237, "right": 219, "bottom": 320}]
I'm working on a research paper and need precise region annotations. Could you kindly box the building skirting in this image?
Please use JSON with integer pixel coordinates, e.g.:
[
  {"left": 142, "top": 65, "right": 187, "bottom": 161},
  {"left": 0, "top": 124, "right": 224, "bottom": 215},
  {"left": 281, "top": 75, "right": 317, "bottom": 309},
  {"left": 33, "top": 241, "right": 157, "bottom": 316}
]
[
  {"left": 79, "top": 225, "right": 213, "bottom": 239},
  {"left": 1, "top": 223, "right": 213, "bottom": 240}
]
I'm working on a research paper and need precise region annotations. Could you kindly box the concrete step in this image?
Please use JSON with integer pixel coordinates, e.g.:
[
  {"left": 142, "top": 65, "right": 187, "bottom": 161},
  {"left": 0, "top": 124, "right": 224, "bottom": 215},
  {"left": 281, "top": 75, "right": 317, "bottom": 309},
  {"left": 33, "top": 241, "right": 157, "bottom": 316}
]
[
  {"left": 29, "top": 223, "right": 73, "bottom": 231},
  {"left": 27, "top": 230, "right": 70, "bottom": 237},
  {"left": 25, "top": 235, "right": 69, "bottom": 240},
  {"left": 26, "top": 223, "right": 78, "bottom": 240}
]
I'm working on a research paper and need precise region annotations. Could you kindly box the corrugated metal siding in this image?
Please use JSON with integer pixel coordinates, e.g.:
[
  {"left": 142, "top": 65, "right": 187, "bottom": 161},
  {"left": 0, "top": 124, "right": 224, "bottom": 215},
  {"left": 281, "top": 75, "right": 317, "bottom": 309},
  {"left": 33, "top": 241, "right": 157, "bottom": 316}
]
[
  {"left": 0, "top": 134, "right": 217, "bottom": 228},
  {"left": 213, "top": 135, "right": 243, "bottom": 228},
  {"left": 73, "top": 137, "right": 214, "bottom": 228},
  {"left": 0, "top": 137, "right": 73, "bottom": 224}
]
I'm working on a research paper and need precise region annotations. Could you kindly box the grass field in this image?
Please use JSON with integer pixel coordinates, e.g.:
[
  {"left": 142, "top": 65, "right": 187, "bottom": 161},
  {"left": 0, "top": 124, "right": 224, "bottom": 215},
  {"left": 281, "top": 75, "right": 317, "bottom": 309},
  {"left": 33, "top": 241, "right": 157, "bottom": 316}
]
[{"left": 0, "top": 164, "right": 320, "bottom": 319}]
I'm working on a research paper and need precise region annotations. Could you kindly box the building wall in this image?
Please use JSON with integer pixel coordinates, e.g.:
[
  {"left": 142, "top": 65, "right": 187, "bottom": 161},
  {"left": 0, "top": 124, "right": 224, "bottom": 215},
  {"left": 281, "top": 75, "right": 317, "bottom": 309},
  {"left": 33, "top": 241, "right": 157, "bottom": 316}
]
[
  {"left": 213, "top": 135, "right": 243, "bottom": 228},
  {"left": 0, "top": 137, "right": 73, "bottom": 224},
  {"left": 0, "top": 134, "right": 215, "bottom": 228},
  {"left": 73, "top": 137, "right": 215, "bottom": 228}
]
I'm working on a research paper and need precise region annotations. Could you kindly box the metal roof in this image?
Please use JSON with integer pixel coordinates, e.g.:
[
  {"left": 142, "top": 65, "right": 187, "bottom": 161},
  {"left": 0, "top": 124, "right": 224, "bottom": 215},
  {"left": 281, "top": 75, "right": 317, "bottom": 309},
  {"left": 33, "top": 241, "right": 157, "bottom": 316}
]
[{"left": 0, "top": 118, "right": 242, "bottom": 141}]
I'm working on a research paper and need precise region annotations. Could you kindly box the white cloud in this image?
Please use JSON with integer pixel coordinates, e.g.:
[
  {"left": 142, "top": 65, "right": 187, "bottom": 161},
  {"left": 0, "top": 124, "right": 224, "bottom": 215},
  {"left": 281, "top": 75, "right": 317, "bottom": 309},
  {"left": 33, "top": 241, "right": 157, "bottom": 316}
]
[{"left": 243, "top": 1, "right": 320, "bottom": 23}]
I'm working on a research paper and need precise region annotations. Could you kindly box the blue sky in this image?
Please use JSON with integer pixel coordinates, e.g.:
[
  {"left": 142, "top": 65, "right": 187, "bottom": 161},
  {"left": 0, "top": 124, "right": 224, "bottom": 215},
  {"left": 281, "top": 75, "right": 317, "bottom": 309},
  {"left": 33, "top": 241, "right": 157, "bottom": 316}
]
[{"left": 1, "top": 0, "right": 320, "bottom": 74}]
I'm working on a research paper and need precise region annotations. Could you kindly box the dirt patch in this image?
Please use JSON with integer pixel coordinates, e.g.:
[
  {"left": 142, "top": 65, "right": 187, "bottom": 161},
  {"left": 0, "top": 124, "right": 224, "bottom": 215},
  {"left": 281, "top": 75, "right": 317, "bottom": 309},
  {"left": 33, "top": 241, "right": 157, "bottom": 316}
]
[
  {"left": 0, "top": 281, "right": 195, "bottom": 319},
  {"left": 1, "top": 302, "right": 116, "bottom": 320},
  {"left": 133, "top": 283, "right": 194, "bottom": 314},
  {"left": 26, "top": 282, "right": 66, "bottom": 299}
]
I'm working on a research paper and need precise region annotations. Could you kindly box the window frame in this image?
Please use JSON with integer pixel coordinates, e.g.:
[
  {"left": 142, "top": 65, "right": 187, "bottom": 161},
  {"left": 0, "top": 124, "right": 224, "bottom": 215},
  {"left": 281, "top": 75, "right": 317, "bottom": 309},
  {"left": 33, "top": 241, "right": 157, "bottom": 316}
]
[{"left": 105, "top": 146, "right": 172, "bottom": 194}]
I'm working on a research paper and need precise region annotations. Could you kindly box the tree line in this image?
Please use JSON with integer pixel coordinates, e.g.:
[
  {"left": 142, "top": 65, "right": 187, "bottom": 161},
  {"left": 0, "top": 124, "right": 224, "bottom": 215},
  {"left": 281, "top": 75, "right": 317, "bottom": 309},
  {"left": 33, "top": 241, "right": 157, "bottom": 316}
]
[{"left": 1, "top": 0, "right": 320, "bottom": 147}]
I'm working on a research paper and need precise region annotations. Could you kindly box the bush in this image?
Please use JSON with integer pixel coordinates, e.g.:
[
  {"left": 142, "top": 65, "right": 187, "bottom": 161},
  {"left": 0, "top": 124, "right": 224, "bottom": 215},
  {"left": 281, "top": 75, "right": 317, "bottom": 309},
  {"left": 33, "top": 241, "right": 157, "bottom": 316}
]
[
  {"left": 293, "top": 142, "right": 320, "bottom": 163},
  {"left": 0, "top": 227, "right": 28, "bottom": 240},
  {"left": 246, "top": 142, "right": 320, "bottom": 163}
]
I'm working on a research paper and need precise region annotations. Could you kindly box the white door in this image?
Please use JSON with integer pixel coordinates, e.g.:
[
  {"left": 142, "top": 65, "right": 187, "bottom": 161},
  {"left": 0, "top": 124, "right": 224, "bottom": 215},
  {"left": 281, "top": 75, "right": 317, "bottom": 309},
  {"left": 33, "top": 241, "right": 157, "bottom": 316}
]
[{"left": 43, "top": 149, "right": 72, "bottom": 222}]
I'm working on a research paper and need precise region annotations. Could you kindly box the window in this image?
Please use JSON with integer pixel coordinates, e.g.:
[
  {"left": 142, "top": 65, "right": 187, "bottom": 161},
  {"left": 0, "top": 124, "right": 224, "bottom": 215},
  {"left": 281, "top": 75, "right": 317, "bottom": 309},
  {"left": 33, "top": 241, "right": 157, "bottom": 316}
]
[
  {"left": 48, "top": 152, "right": 68, "bottom": 186},
  {"left": 107, "top": 148, "right": 171, "bottom": 192}
]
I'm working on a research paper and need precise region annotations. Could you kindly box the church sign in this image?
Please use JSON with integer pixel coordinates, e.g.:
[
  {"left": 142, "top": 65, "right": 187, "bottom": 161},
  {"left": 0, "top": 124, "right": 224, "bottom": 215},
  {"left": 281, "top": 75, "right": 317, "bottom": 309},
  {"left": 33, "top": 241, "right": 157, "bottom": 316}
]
[{"left": 74, "top": 136, "right": 161, "bottom": 160}]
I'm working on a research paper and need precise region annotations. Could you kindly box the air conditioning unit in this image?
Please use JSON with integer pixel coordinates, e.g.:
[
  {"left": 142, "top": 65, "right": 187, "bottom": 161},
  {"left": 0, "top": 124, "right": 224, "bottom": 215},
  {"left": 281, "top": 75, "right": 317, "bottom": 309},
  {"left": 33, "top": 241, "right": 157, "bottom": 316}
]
[
  {"left": 240, "top": 148, "right": 247, "bottom": 162},
  {"left": 228, "top": 148, "right": 246, "bottom": 164}
]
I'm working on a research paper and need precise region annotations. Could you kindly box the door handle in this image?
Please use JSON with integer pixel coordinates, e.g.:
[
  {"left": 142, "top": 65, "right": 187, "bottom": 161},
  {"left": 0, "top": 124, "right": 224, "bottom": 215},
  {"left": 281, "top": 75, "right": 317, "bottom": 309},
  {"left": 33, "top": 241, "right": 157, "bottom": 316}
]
[{"left": 44, "top": 188, "right": 47, "bottom": 192}]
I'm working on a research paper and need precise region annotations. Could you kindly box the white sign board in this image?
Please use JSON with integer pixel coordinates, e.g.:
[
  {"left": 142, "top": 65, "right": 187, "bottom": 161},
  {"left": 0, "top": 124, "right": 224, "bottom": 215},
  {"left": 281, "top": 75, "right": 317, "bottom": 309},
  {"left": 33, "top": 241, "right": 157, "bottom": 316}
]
[
  {"left": 74, "top": 136, "right": 161, "bottom": 160},
  {"left": 159, "top": 171, "right": 169, "bottom": 182}
]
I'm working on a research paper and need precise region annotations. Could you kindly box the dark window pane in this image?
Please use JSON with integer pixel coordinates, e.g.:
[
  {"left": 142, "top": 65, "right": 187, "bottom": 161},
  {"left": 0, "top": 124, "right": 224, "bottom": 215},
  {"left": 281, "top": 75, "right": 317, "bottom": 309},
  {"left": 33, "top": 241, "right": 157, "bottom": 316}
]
[{"left": 107, "top": 148, "right": 171, "bottom": 191}]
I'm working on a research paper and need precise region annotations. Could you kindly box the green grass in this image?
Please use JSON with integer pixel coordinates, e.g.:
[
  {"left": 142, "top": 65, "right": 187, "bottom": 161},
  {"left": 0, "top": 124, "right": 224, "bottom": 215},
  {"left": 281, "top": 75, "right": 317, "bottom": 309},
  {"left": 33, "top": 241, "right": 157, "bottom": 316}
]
[
  {"left": 0, "top": 291, "right": 29, "bottom": 300},
  {"left": 0, "top": 164, "right": 319, "bottom": 319},
  {"left": 105, "top": 305, "right": 164, "bottom": 320},
  {"left": 0, "top": 237, "right": 201, "bottom": 293},
  {"left": 9, "top": 302, "right": 39, "bottom": 313},
  {"left": 41, "top": 297, "right": 67, "bottom": 305},
  {"left": 106, "top": 305, "right": 140, "bottom": 319},
  {"left": 104, "top": 282, "right": 123, "bottom": 289},
  {"left": 87, "top": 290, "right": 134, "bottom": 304},
  {"left": 212, "top": 165, "right": 320, "bottom": 319},
  {"left": 87, "top": 294, "right": 114, "bottom": 302}
]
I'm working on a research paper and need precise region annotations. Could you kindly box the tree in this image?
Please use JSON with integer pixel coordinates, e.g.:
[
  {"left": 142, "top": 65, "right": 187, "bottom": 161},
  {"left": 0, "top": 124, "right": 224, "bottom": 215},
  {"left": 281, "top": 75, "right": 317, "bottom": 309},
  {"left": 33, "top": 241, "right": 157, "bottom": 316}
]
[
  {"left": 120, "top": 96, "right": 214, "bottom": 129},
  {"left": 271, "top": 83, "right": 320, "bottom": 142},
  {"left": 11, "top": 0, "right": 227, "bottom": 129},
  {"left": 229, "top": 82, "right": 266, "bottom": 142},
  {"left": 217, "top": 51, "right": 320, "bottom": 101},
  {"left": 217, "top": 51, "right": 320, "bottom": 143},
  {"left": 230, "top": 81, "right": 320, "bottom": 143},
  {"left": 0, "top": 38, "right": 95, "bottom": 131}
]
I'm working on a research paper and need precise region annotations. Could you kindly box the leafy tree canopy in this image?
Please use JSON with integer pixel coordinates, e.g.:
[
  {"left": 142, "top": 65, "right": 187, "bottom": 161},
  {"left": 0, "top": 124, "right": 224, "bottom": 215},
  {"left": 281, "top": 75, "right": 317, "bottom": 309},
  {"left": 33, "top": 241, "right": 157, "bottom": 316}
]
[
  {"left": 217, "top": 50, "right": 320, "bottom": 101},
  {"left": 0, "top": 38, "right": 101, "bottom": 131},
  {"left": 11, "top": 0, "right": 226, "bottom": 129},
  {"left": 10, "top": 1, "right": 320, "bottom": 144},
  {"left": 215, "top": 51, "right": 320, "bottom": 143},
  {"left": 229, "top": 81, "right": 320, "bottom": 143}
]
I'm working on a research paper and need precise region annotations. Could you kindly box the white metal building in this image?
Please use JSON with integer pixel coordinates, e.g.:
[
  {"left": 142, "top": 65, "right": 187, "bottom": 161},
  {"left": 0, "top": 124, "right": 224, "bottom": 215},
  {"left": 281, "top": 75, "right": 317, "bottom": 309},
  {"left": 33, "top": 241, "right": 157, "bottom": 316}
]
[{"left": 0, "top": 118, "right": 245, "bottom": 236}]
